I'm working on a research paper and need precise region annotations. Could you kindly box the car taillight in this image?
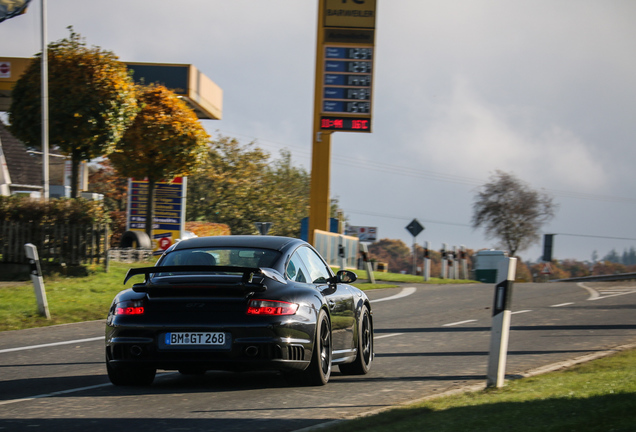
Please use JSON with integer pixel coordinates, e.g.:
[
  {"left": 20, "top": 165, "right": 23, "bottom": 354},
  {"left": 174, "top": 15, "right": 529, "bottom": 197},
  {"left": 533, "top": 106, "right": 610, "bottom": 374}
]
[
  {"left": 247, "top": 299, "right": 298, "bottom": 316},
  {"left": 115, "top": 300, "right": 145, "bottom": 315}
]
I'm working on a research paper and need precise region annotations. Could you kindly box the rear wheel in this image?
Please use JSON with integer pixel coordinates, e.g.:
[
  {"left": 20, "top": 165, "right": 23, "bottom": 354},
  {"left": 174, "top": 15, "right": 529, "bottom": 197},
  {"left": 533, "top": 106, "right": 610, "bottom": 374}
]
[
  {"left": 339, "top": 305, "right": 373, "bottom": 375},
  {"left": 301, "top": 310, "right": 332, "bottom": 385},
  {"left": 106, "top": 352, "right": 156, "bottom": 386}
]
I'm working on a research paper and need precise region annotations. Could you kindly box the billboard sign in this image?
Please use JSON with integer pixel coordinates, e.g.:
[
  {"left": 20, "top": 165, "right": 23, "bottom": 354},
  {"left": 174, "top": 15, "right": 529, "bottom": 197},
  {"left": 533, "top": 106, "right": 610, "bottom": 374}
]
[
  {"left": 127, "top": 177, "right": 186, "bottom": 251},
  {"left": 347, "top": 225, "right": 377, "bottom": 242}
]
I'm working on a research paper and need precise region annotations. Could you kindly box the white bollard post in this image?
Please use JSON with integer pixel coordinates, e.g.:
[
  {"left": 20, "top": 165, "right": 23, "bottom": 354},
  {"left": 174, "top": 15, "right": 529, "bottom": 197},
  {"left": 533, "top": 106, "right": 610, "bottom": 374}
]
[
  {"left": 486, "top": 257, "right": 517, "bottom": 388},
  {"left": 24, "top": 243, "right": 51, "bottom": 319}
]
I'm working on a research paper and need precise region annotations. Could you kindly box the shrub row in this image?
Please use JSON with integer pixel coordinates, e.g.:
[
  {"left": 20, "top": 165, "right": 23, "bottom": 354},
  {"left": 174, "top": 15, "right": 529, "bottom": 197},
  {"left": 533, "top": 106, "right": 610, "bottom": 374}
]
[{"left": 0, "top": 196, "right": 108, "bottom": 225}]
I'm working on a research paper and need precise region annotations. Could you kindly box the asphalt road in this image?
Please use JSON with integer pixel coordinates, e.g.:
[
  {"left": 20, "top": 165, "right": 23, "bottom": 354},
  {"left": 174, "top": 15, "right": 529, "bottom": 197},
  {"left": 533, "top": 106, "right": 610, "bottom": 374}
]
[{"left": 1, "top": 281, "right": 635, "bottom": 432}]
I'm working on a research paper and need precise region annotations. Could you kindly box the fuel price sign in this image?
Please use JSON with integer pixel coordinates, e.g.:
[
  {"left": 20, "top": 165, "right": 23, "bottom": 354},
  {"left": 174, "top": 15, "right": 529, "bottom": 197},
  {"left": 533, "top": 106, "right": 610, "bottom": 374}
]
[{"left": 321, "top": 45, "right": 373, "bottom": 131}]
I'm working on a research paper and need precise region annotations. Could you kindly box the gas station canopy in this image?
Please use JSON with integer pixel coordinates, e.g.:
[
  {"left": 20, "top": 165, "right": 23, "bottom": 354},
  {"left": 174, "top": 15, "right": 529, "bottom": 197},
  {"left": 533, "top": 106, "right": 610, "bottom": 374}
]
[{"left": 0, "top": 57, "right": 222, "bottom": 120}]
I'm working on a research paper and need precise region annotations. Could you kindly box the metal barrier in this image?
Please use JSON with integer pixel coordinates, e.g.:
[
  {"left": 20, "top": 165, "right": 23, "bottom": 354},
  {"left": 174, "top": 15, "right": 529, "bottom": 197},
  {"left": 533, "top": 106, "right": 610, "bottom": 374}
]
[{"left": 313, "top": 229, "right": 358, "bottom": 269}]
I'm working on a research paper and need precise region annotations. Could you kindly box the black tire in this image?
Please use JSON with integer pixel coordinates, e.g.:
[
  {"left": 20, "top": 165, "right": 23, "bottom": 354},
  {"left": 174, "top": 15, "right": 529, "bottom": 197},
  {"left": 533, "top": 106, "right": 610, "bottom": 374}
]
[
  {"left": 106, "top": 357, "right": 156, "bottom": 386},
  {"left": 339, "top": 305, "right": 373, "bottom": 375},
  {"left": 302, "top": 309, "right": 332, "bottom": 386}
]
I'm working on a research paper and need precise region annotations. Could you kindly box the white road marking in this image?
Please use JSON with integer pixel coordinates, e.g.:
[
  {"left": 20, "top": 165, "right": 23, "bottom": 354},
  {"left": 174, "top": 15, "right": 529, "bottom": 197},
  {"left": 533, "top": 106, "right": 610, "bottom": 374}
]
[
  {"left": 442, "top": 320, "right": 477, "bottom": 327},
  {"left": 0, "top": 372, "right": 177, "bottom": 406},
  {"left": 0, "top": 336, "right": 103, "bottom": 354},
  {"left": 592, "top": 291, "right": 636, "bottom": 300},
  {"left": 578, "top": 283, "right": 599, "bottom": 300},
  {"left": 370, "top": 287, "right": 417, "bottom": 303},
  {"left": 374, "top": 333, "right": 403, "bottom": 340},
  {"left": 551, "top": 302, "right": 574, "bottom": 307},
  {"left": 512, "top": 310, "right": 532, "bottom": 315},
  {"left": 0, "top": 383, "right": 111, "bottom": 406},
  {"left": 578, "top": 282, "right": 636, "bottom": 301}
]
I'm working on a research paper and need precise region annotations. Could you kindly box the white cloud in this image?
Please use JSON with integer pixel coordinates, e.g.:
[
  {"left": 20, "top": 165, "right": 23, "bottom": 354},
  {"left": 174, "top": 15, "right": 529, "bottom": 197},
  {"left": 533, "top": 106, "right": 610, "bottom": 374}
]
[{"left": 418, "top": 78, "right": 607, "bottom": 191}]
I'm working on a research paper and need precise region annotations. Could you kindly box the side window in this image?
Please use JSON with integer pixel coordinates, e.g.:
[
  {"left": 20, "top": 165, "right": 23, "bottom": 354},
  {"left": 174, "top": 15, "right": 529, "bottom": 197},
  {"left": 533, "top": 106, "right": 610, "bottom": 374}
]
[
  {"left": 286, "top": 253, "right": 308, "bottom": 283},
  {"left": 296, "top": 246, "right": 331, "bottom": 284}
]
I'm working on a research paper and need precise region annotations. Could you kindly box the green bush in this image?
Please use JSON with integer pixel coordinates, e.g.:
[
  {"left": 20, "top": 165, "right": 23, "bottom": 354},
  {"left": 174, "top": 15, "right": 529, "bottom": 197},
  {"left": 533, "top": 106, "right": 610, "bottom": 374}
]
[{"left": 0, "top": 196, "right": 108, "bottom": 225}]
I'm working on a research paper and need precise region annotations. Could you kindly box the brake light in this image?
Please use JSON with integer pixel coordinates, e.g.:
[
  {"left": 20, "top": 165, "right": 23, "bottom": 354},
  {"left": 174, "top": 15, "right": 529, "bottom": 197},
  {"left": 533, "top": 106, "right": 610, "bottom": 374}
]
[
  {"left": 247, "top": 299, "right": 299, "bottom": 316},
  {"left": 115, "top": 300, "right": 145, "bottom": 315}
]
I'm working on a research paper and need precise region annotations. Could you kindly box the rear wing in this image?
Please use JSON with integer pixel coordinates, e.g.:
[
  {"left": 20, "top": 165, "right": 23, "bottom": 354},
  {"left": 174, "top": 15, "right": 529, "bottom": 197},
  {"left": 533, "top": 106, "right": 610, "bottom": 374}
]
[{"left": 124, "top": 265, "right": 287, "bottom": 286}]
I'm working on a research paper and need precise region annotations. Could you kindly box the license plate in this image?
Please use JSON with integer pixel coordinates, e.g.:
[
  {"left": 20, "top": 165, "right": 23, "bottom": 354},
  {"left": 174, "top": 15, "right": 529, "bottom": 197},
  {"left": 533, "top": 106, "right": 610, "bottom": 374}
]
[{"left": 165, "top": 332, "right": 226, "bottom": 346}]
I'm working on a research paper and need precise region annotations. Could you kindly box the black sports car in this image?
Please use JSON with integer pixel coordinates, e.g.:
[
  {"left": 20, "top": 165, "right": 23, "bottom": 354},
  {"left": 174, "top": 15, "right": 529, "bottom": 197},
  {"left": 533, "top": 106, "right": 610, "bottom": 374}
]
[{"left": 105, "top": 236, "right": 373, "bottom": 386}]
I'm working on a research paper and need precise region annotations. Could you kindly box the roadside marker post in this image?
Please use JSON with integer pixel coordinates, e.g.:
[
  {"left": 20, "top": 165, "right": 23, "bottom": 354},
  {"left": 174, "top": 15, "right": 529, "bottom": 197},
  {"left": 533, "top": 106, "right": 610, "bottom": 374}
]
[
  {"left": 423, "top": 241, "right": 430, "bottom": 282},
  {"left": 460, "top": 245, "right": 468, "bottom": 279},
  {"left": 487, "top": 256, "right": 517, "bottom": 387},
  {"left": 359, "top": 243, "right": 375, "bottom": 284},
  {"left": 441, "top": 243, "right": 448, "bottom": 279},
  {"left": 24, "top": 243, "right": 51, "bottom": 319},
  {"left": 452, "top": 246, "right": 459, "bottom": 279}
]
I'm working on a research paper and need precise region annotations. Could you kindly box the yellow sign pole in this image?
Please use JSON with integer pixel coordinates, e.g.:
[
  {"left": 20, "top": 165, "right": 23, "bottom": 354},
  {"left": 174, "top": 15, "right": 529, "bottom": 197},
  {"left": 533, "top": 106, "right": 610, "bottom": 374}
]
[
  {"left": 309, "top": 0, "right": 332, "bottom": 246},
  {"left": 309, "top": 0, "right": 377, "bottom": 245}
]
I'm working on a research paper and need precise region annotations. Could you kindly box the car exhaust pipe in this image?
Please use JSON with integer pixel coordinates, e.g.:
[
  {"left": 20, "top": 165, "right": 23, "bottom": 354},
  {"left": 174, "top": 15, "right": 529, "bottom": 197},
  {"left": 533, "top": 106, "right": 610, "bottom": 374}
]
[
  {"left": 130, "top": 345, "right": 143, "bottom": 357},
  {"left": 245, "top": 346, "right": 259, "bottom": 357}
]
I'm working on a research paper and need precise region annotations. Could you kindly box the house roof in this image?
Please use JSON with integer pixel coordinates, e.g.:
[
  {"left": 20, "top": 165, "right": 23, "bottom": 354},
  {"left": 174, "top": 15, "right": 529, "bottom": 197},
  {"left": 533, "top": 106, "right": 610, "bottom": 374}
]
[{"left": 0, "top": 121, "right": 42, "bottom": 189}]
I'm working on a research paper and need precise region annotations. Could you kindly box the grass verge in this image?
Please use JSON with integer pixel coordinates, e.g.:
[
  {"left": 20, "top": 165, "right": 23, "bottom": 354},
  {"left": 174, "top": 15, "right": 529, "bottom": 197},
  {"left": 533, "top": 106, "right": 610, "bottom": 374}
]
[
  {"left": 323, "top": 348, "right": 636, "bottom": 432},
  {"left": 0, "top": 261, "right": 151, "bottom": 332},
  {"left": 342, "top": 268, "right": 476, "bottom": 288}
]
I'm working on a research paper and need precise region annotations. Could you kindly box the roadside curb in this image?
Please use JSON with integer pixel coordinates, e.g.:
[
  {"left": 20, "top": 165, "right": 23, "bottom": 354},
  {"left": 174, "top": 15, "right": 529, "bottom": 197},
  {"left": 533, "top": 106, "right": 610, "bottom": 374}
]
[{"left": 295, "top": 342, "right": 636, "bottom": 432}]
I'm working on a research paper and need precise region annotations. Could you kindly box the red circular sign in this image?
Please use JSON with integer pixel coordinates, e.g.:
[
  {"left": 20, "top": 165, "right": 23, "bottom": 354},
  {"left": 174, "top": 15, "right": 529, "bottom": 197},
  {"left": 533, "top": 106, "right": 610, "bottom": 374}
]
[
  {"left": 158, "top": 237, "right": 172, "bottom": 250},
  {"left": 0, "top": 63, "right": 10, "bottom": 74}
]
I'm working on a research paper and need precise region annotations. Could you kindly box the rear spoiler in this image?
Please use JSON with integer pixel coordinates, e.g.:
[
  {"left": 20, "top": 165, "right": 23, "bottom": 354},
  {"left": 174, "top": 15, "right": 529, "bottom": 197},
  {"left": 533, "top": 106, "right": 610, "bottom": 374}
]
[{"left": 124, "top": 265, "right": 287, "bottom": 285}]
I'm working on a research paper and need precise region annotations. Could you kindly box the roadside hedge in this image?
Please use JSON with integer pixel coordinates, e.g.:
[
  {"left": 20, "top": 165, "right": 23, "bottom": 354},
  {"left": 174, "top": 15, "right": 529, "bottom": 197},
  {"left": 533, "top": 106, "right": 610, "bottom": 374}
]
[{"left": 0, "top": 196, "right": 108, "bottom": 225}]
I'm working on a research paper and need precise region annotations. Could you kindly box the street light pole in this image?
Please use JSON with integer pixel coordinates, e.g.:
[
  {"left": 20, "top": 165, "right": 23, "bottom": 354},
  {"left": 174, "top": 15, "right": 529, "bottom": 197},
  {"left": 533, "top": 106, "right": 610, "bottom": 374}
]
[{"left": 40, "top": 0, "right": 49, "bottom": 200}]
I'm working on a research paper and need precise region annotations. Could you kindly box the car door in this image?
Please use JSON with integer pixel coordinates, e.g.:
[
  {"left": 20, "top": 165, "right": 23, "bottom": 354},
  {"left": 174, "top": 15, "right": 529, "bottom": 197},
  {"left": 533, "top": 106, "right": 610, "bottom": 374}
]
[{"left": 294, "top": 246, "right": 356, "bottom": 360}]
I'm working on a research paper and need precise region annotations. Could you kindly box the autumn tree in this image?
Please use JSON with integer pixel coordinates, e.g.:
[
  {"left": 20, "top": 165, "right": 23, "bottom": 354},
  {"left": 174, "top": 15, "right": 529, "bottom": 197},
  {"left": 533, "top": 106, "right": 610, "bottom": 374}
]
[
  {"left": 88, "top": 158, "right": 129, "bottom": 246},
  {"left": 8, "top": 28, "right": 138, "bottom": 197},
  {"left": 109, "top": 84, "right": 209, "bottom": 238},
  {"left": 187, "top": 136, "right": 271, "bottom": 234},
  {"left": 368, "top": 239, "right": 412, "bottom": 274},
  {"left": 187, "top": 137, "right": 311, "bottom": 236},
  {"left": 265, "top": 150, "right": 311, "bottom": 237},
  {"left": 472, "top": 171, "right": 556, "bottom": 256}
]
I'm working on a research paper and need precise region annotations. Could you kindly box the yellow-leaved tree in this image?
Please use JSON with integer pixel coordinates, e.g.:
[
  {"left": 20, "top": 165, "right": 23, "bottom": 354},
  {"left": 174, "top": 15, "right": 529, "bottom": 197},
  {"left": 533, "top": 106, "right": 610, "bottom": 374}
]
[
  {"left": 9, "top": 28, "right": 138, "bottom": 198},
  {"left": 109, "top": 84, "right": 209, "bottom": 237}
]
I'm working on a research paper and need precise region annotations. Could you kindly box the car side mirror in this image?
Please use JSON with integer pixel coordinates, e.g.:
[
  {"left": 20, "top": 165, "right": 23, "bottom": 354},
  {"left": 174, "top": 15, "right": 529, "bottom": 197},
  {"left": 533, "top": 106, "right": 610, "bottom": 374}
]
[
  {"left": 336, "top": 270, "right": 357, "bottom": 284},
  {"left": 326, "top": 270, "right": 357, "bottom": 290}
]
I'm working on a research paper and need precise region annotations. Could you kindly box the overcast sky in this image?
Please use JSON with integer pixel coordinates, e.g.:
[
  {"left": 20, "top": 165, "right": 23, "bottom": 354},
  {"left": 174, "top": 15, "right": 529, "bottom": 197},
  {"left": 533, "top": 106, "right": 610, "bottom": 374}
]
[{"left": 2, "top": 0, "right": 635, "bottom": 262}]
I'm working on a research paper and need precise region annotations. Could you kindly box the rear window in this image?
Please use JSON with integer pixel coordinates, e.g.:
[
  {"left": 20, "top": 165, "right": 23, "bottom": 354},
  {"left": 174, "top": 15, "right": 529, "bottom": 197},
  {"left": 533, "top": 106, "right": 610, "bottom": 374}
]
[{"left": 159, "top": 247, "right": 280, "bottom": 269}]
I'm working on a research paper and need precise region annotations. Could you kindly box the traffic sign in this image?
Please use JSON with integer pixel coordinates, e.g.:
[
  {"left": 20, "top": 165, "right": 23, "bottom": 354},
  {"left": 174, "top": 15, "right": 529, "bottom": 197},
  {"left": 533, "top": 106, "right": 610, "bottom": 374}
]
[
  {"left": 541, "top": 263, "right": 552, "bottom": 275},
  {"left": 406, "top": 219, "right": 424, "bottom": 237},
  {"left": 254, "top": 222, "right": 272, "bottom": 236}
]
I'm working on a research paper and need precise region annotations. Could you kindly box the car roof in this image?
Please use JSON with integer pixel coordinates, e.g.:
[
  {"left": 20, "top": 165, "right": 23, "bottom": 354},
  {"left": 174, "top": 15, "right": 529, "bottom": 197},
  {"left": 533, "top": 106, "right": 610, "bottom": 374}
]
[{"left": 171, "top": 235, "right": 304, "bottom": 252}]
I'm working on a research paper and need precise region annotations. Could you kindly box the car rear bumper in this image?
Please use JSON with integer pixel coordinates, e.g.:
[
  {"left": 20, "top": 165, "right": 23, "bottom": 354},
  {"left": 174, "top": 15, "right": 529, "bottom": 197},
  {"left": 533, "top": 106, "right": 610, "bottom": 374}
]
[{"left": 106, "top": 326, "right": 312, "bottom": 372}]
